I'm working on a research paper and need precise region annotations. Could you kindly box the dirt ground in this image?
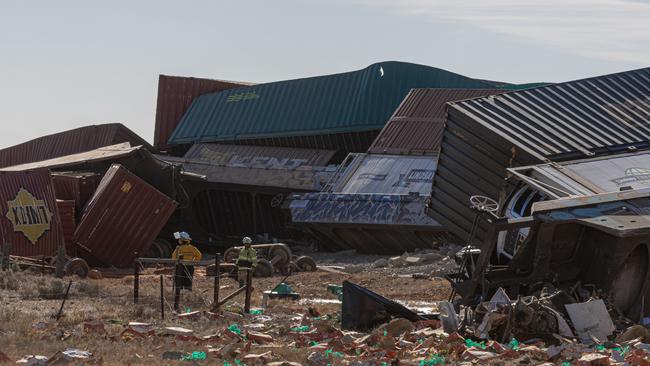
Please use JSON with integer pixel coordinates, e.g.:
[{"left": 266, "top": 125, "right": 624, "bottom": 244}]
[{"left": 0, "top": 256, "right": 452, "bottom": 365}]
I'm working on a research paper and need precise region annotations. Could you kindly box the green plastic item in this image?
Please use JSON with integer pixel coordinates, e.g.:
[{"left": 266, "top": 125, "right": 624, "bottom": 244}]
[
  {"left": 290, "top": 325, "right": 310, "bottom": 332},
  {"left": 465, "top": 339, "right": 486, "bottom": 349},
  {"left": 228, "top": 324, "right": 243, "bottom": 335},
  {"left": 249, "top": 309, "right": 263, "bottom": 315},
  {"left": 419, "top": 355, "right": 445, "bottom": 366},
  {"left": 273, "top": 283, "right": 294, "bottom": 294},
  {"left": 327, "top": 284, "right": 343, "bottom": 300},
  {"left": 182, "top": 351, "right": 206, "bottom": 361},
  {"left": 508, "top": 338, "right": 519, "bottom": 350},
  {"left": 596, "top": 344, "right": 606, "bottom": 351}
]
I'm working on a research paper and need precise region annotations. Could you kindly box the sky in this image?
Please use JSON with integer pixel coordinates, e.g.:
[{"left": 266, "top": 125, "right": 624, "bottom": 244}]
[{"left": 0, "top": 0, "right": 648, "bottom": 149}]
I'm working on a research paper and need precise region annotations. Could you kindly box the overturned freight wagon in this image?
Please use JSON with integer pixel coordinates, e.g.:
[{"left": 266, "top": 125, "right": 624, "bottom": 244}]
[
  {"left": 286, "top": 88, "right": 504, "bottom": 254},
  {"left": 425, "top": 67, "right": 650, "bottom": 318},
  {"left": 160, "top": 143, "right": 337, "bottom": 244}
]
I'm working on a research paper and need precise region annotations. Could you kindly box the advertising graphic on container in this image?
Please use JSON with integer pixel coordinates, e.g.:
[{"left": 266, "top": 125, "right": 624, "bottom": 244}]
[{"left": 0, "top": 170, "right": 64, "bottom": 257}]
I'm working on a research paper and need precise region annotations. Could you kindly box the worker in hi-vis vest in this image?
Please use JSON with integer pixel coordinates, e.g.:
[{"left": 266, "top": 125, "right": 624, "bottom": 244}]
[
  {"left": 171, "top": 231, "right": 202, "bottom": 291},
  {"left": 236, "top": 236, "right": 257, "bottom": 288}
]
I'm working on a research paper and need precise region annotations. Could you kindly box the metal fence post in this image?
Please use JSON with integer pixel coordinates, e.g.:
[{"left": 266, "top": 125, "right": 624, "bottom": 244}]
[
  {"left": 133, "top": 252, "right": 139, "bottom": 304},
  {"left": 55, "top": 280, "right": 73, "bottom": 320},
  {"left": 244, "top": 268, "right": 252, "bottom": 314},
  {"left": 173, "top": 258, "right": 181, "bottom": 311},
  {"left": 160, "top": 274, "right": 165, "bottom": 320},
  {"left": 213, "top": 254, "right": 220, "bottom": 305}
]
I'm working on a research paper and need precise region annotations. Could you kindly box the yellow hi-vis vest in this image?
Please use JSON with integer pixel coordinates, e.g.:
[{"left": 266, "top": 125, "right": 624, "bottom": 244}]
[
  {"left": 171, "top": 243, "right": 202, "bottom": 261},
  {"left": 237, "top": 247, "right": 258, "bottom": 269}
]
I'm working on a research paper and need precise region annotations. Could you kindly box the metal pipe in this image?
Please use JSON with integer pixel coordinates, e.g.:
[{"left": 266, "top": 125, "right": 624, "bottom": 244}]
[{"left": 244, "top": 269, "right": 252, "bottom": 313}]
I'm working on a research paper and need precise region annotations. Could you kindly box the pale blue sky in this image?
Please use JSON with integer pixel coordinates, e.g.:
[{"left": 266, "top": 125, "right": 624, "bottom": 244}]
[{"left": 1, "top": 0, "right": 648, "bottom": 148}]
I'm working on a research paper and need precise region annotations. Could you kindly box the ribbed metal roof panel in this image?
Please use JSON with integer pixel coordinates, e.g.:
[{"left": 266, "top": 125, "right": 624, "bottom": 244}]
[
  {"left": 368, "top": 88, "right": 503, "bottom": 155},
  {"left": 154, "top": 75, "right": 252, "bottom": 150},
  {"left": 0, "top": 124, "right": 152, "bottom": 168},
  {"left": 450, "top": 68, "right": 650, "bottom": 162},
  {"left": 168, "top": 62, "right": 499, "bottom": 145}
]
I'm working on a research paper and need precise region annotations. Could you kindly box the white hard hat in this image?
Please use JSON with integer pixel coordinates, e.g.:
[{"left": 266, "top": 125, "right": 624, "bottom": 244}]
[
  {"left": 242, "top": 237, "right": 252, "bottom": 244},
  {"left": 174, "top": 231, "right": 191, "bottom": 241}
]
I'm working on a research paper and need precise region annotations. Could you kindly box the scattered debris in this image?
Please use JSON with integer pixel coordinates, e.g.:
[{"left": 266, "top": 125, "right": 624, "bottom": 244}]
[{"left": 566, "top": 300, "right": 615, "bottom": 341}]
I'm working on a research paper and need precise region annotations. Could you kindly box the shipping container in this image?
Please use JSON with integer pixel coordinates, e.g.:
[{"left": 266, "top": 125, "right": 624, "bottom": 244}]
[
  {"left": 2, "top": 144, "right": 182, "bottom": 203},
  {"left": 52, "top": 172, "right": 101, "bottom": 214},
  {"left": 0, "top": 124, "right": 153, "bottom": 168},
  {"left": 73, "top": 164, "right": 178, "bottom": 267},
  {"left": 168, "top": 62, "right": 503, "bottom": 147},
  {"left": 0, "top": 170, "right": 64, "bottom": 257},
  {"left": 428, "top": 67, "right": 650, "bottom": 244},
  {"left": 154, "top": 75, "right": 252, "bottom": 151},
  {"left": 163, "top": 144, "right": 340, "bottom": 246},
  {"left": 367, "top": 88, "right": 503, "bottom": 155},
  {"left": 56, "top": 200, "right": 75, "bottom": 249}
]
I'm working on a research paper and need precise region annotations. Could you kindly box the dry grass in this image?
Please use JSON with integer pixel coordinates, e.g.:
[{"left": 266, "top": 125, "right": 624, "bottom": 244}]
[{"left": 0, "top": 265, "right": 452, "bottom": 364}]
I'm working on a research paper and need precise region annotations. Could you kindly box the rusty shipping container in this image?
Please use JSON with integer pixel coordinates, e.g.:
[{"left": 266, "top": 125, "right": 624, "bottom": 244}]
[
  {"left": 73, "top": 164, "right": 178, "bottom": 267},
  {"left": 52, "top": 172, "right": 101, "bottom": 214},
  {"left": 0, "top": 123, "right": 153, "bottom": 168},
  {"left": 154, "top": 75, "right": 252, "bottom": 152},
  {"left": 56, "top": 200, "right": 76, "bottom": 249},
  {"left": 367, "top": 89, "right": 502, "bottom": 155},
  {"left": 0, "top": 170, "right": 65, "bottom": 257}
]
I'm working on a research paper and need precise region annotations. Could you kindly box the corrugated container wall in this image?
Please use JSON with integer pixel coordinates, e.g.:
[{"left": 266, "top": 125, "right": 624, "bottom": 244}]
[
  {"left": 56, "top": 200, "right": 76, "bottom": 249},
  {"left": 0, "top": 124, "right": 153, "bottom": 168},
  {"left": 154, "top": 75, "right": 252, "bottom": 151},
  {"left": 73, "top": 164, "right": 177, "bottom": 267},
  {"left": 52, "top": 172, "right": 102, "bottom": 214},
  {"left": 368, "top": 89, "right": 503, "bottom": 155},
  {"left": 0, "top": 170, "right": 64, "bottom": 257}
]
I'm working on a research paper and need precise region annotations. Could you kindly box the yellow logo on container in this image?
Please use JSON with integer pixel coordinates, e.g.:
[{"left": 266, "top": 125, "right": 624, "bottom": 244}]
[
  {"left": 121, "top": 181, "right": 132, "bottom": 193},
  {"left": 5, "top": 188, "right": 53, "bottom": 244}
]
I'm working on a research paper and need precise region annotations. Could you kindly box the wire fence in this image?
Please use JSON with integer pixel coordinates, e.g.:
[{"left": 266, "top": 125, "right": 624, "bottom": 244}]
[{"left": 0, "top": 265, "right": 224, "bottom": 318}]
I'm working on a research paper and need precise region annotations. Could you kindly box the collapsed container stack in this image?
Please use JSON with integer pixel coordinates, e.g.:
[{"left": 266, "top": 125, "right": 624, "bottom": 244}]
[
  {"left": 0, "top": 133, "right": 184, "bottom": 268},
  {"left": 160, "top": 61, "right": 518, "bottom": 246}
]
